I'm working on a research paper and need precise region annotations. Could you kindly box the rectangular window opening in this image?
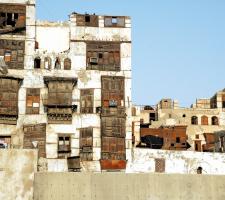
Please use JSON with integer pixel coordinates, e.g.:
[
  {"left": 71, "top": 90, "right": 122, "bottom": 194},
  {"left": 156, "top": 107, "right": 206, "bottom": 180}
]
[
  {"left": 112, "top": 17, "right": 118, "bottom": 24},
  {"left": 58, "top": 135, "right": 71, "bottom": 158},
  {"left": 85, "top": 15, "right": 90, "bottom": 23}
]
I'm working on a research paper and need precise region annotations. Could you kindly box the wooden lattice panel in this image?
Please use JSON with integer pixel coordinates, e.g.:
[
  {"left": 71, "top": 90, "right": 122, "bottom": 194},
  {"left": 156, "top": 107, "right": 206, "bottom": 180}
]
[{"left": 155, "top": 158, "right": 165, "bottom": 173}]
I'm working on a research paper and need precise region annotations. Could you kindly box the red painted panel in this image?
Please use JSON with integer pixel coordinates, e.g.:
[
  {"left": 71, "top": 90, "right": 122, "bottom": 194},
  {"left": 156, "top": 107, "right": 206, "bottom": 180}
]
[{"left": 100, "top": 160, "right": 126, "bottom": 170}]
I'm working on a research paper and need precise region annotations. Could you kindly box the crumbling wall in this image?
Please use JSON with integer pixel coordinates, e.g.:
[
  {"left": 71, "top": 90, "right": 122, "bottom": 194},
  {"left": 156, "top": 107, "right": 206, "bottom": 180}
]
[
  {"left": 127, "top": 148, "right": 225, "bottom": 174},
  {"left": 0, "top": 149, "right": 37, "bottom": 200}
]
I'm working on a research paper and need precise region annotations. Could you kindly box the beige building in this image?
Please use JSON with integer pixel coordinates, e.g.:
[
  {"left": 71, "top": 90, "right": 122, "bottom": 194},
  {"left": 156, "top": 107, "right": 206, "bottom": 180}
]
[
  {"left": 132, "top": 89, "right": 225, "bottom": 151},
  {"left": 0, "top": 0, "right": 132, "bottom": 172}
]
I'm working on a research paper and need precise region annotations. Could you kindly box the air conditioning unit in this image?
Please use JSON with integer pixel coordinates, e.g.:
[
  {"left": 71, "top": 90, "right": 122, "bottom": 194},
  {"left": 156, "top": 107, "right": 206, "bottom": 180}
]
[
  {"left": 109, "top": 100, "right": 117, "bottom": 107},
  {"left": 89, "top": 57, "right": 98, "bottom": 65}
]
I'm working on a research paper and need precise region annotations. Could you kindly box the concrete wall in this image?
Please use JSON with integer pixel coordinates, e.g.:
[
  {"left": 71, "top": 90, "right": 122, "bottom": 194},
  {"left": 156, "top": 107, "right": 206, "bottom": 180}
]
[
  {"left": 127, "top": 148, "right": 225, "bottom": 175},
  {"left": 34, "top": 172, "right": 225, "bottom": 200},
  {"left": 0, "top": 149, "right": 37, "bottom": 200}
]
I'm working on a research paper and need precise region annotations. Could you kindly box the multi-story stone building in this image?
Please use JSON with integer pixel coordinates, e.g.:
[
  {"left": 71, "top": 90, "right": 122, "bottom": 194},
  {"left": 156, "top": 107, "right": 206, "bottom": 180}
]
[{"left": 0, "top": 0, "right": 132, "bottom": 172}]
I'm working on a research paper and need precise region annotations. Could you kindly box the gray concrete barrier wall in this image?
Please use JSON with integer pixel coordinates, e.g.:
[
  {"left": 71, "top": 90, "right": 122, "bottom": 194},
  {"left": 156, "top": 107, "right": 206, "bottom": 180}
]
[{"left": 34, "top": 172, "right": 225, "bottom": 200}]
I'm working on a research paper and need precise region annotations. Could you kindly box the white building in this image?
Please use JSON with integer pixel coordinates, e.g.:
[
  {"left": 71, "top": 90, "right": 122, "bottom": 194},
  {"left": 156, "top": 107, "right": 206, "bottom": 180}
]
[{"left": 0, "top": 0, "right": 132, "bottom": 172}]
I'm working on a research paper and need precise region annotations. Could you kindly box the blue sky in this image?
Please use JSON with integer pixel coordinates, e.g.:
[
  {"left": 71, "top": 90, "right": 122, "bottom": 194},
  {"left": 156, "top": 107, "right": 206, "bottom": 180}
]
[{"left": 37, "top": 0, "right": 225, "bottom": 107}]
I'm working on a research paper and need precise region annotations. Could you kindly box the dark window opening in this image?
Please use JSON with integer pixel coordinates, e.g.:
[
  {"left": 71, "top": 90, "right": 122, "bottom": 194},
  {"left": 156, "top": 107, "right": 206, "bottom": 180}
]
[
  {"left": 212, "top": 116, "right": 219, "bottom": 125},
  {"left": 0, "top": 13, "right": 6, "bottom": 17},
  {"left": 150, "top": 113, "right": 156, "bottom": 121},
  {"left": 183, "top": 114, "right": 186, "bottom": 118},
  {"left": 197, "top": 166, "right": 203, "bottom": 174},
  {"left": 171, "top": 143, "right": 175, "bottom": 147},
  {"left": 195, "top": 143, "right": 199, "bottom": 151},
  {"left": 223, "top": 101, "right": 225, "bottom": 108},
  {"left": 196, "top": 134, "right": 199, "bottom": 139},
  {"left": 191, "top": 116, "right": 198, "bottom": 125},
  {"left": 35, "top": 41, "right": 39, "bottom": 49},
  {"left": 176, "top": 137, "right": 180, "bottom": 143},
  {"left": 85, "top": 15, "right": 90, "bottom": 23},
  {"left": 6, "top": 13, "right": 16, "bottom": 27},
  {"left": 14, "top": 13, "right": 18, "bottom": 20},
  {"left": 98, "top": 53, "right": 103, "bottom": 59},
  {"left": 34, "top": 57, "right": 41, "bottom": 69},
  {"left": 55, "top": 57, "right": 61, "bottom": 69}
]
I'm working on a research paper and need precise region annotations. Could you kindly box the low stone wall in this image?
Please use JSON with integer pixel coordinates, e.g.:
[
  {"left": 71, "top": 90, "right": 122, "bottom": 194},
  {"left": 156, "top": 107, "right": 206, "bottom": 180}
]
[
  {"left": 0, "top": 149, "right": 37, "bottom": 200},
  {"left": 126, "top": 148, "right": 225, "bottom": 174},
  {"left": 34, "top": 172, "right": 225, "bottom": 200}
]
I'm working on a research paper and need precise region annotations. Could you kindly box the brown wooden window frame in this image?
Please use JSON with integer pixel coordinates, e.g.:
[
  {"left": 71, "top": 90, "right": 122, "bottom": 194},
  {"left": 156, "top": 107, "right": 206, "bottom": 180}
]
[
  {"left": 4, "top": 50, "right": 11, "bottom": 62},
  {"left": 76, "top": 14, "right": 99, "bottom": 27},
  {"left": 101, "top": 116, "right": 126, "bottom": 137},
  {"left": 101, "top": 76, "right": 125, "bottom": 108},
  {"left": 201, "top": 115, "right": 208, "bottom": 125},
  {"left": 155, "top": 158, "right": 165, "bottom": 173},
  {"left": 23, "top": 123, "right": 46, "bottom": 158},
  {"left": 26, "top": 88, "right": 40, "bottom": 115},
  {"left": 0, "top": 4, "right": 26, "bottom": 35},
  {"left": 58, "top": 134, "right": 71, "bottom": 159},
  {"left": 64, "top": 58, "right": 71, "bottom": 70},
  {"left": 101, "top": 136, "right": 126, "bottom": 160},
  {"left": 80, "top": 89, "right": 94, "bottom": 114},
  {"left": 86, "top": 42, "right": 121, "bottom": 71},
  {"left": 104, "top": 16, "right": 125, "bottom": 28},
  {"left": 0, "top": 39, "right": 25, "bottom": 69},
  {"left": 79, "top": 127, "right": 93, "bottom": 161}
]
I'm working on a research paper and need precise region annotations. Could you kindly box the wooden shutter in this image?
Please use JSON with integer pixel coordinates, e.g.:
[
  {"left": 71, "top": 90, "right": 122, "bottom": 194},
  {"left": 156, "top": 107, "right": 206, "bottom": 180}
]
[
  {"left": 155, "top": 158, "right": 165, "bottom": 173},
  {"left": 23, "top": 124, "right": 46, "bottom": 158},
  {"left": 80, "top": 128, "right": 93, "bottom": 161},
  {"left": 86, "top": 42, "right": 120, "bottom": 71},
  {"left": 80, "top": 89, "right": 94, "bottom": 113},
  {"left": 26, "top": 88, "right": 40, "bottom": 114}
]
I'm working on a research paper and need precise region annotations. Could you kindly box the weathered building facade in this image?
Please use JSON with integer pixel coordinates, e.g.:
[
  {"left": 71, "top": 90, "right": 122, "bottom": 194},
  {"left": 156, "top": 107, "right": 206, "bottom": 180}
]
[
  {"left": 0, "top": 0, "right": 132, "bottom": 172},
  {"left": 132, "top": 89, "right": 225, "bottom": 152}
]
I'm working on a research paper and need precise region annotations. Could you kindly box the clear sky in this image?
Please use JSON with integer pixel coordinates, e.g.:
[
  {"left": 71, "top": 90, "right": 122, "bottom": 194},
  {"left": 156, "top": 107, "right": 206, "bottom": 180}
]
[{"left": 37, "top": 0, "right": 225, "bottom": 107}]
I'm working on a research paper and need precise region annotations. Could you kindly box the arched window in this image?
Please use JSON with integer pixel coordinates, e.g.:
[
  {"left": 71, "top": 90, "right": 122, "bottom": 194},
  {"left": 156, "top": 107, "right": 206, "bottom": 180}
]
[
  {"left": 55, "top": 57, "right": 61, "bottom": 69},
  {"left": 197, "top": 166, "right": 203, "bottom": 174},
  {"left": 34, "top": 57, "right": 41, "bottom": 69},
  {"left": 191, "top": 116, "right": 198, "bottom": 125},
  {"left": 64, "top": 58, "right": 71, "bottom": 70},
  {"left": 212, "top": 116, "right": 219, "bottom": 125},
  {"left": 44, "top": 57, "right": 51, "bottom": 70},
  {"left": 201, "top": 115, "right": 208, "bottom": 125}
]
